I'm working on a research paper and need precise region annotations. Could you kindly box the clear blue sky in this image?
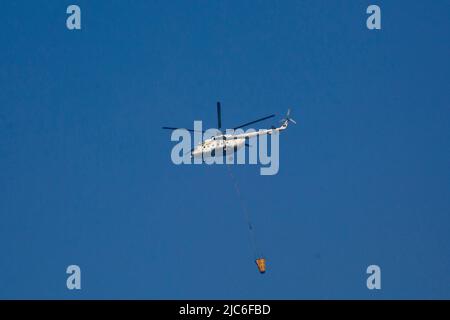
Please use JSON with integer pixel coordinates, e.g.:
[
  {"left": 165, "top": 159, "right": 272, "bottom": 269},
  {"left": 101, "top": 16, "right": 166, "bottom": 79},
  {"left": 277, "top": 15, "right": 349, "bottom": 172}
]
[{"left": 0, "top": 1, "right": 449, "bottom": 299}]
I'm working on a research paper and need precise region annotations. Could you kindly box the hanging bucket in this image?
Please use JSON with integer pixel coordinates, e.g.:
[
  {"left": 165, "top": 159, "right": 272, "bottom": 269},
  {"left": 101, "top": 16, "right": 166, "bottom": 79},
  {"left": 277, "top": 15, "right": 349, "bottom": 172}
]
[{"left": 255, "top": 258, "right": 266, "bottom": 273}]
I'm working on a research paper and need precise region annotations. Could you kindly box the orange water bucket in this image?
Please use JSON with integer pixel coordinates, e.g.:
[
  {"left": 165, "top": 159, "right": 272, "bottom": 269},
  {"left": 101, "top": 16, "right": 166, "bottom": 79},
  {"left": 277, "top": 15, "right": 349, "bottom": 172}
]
[{"left": 255, "top": 258, "right": 266, "bottom": 273}]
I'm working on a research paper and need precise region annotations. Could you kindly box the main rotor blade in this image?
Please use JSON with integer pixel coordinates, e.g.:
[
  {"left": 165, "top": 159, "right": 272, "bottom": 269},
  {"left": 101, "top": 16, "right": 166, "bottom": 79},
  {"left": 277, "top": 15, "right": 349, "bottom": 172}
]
[
  {"left": 162, "top": 126, "right": 204, "bottom": 133},
  {"left": 217, "top": 101, "right": 222, "bottom": 130},
  {"left": 232, "top": 114, "right": 275, "bottom": 130}
]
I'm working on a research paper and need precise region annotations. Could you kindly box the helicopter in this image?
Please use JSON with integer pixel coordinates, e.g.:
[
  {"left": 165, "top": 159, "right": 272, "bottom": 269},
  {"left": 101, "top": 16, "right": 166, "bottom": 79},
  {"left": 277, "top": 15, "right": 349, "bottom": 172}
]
[{"left": 162, "top": 102, "right": 296, "bottom": 159}]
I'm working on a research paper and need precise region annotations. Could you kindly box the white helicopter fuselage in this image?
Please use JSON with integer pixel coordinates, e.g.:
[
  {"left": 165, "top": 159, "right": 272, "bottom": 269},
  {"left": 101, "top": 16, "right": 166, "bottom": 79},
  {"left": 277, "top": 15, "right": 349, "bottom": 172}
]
[
  {"left": 191, "top": 120, "right": 289, "bottom": 159},
  {"left": 191, "top": 136, "right": 246, "bottom": 158}
]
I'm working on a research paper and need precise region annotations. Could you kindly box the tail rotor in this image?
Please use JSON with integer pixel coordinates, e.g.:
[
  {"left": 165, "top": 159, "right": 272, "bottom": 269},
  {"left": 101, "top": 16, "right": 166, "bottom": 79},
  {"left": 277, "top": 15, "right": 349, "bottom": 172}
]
[{"left": 280, "top": 108, "right": 297, "bottom": 125}]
